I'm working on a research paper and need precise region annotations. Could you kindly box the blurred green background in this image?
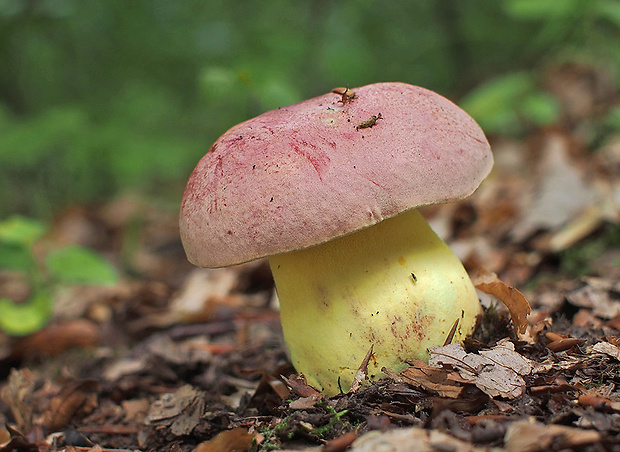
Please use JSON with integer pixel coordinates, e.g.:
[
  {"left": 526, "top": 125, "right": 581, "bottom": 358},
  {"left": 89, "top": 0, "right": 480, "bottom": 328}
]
[{"left": 1, "top": 0, "right": 619, "bottom": 219}]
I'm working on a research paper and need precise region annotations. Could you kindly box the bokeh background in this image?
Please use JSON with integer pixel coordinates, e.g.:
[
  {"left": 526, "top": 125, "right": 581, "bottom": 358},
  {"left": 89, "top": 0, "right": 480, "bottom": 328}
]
[{"left": 2, "top": 0, "right": 619, "bottom": 219}]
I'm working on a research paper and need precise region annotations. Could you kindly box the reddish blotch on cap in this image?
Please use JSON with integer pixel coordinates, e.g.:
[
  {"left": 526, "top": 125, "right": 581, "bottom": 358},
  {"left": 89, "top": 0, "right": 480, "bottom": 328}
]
[{"left": 180, "top": 82, "right": 493, "bottom": 267}]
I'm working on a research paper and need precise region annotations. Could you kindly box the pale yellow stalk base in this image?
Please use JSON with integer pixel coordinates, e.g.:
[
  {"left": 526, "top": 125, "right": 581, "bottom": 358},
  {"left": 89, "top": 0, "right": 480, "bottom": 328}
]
[{"left": 269, "top": 209, "right": 481, "bottom": 396}]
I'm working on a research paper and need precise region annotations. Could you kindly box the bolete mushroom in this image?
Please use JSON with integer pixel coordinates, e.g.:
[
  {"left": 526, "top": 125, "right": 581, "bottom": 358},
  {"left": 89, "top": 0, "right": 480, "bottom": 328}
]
[{"left": 180, "top": 82, "right": 493, "bottom": 395}]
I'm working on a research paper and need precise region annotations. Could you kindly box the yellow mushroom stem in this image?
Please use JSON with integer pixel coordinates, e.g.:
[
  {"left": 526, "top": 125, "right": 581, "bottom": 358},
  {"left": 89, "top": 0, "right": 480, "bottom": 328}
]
[{"left": 269, "top": 208, "right": 481, "bottom": 396}]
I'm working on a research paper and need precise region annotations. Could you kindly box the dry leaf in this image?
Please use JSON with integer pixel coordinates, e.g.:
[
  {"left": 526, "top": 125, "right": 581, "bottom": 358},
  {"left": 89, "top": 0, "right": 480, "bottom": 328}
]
[
  {"left": 282, "top": 375, "right": 322, "bottom": 399},
  {"left": 10, "top": 319, "right": 100, "bottom": 359},
  {"left": 387, "top": 360, "right": 465, "bottom": 398},
  {"left": 566, "top": 277, "right": 620, "bottom": 319},
  {"left": 547, "top": 204, "right": 607, "bottom": 252},
  {"left": 504, "top": 417, "right": 601, "bottom": 452},
  {"left": 473, "top": 269, "right": 531, "bottom": 334},
  {"left": 348, "top": 426, "right": 495, "bottom": 452},
  {"left": 289, "top": 396, "right": 320, "bottom": 410},
  {"left": 591, "top": 341, "right": 620, "bottom": 359},
  {"left": 0, "top": 425, "right": 40, "bottom": 452},
  {"left": 0, "top": 369, "right": 34, "bottom": 434},
  {"left": 429, "top": 341, "right": 531, "bottom": 399},
  {"left": 194, "top": 427, "right": 256, "bottom": 452},
  {"left": 350, "top": 345, "right": 373, "bottom": 393},
  {"left": 545, "top": 337, "right": 585, "bottom": 352},
  {"left": 41, "top": 379, "right": 100, "bottom": 432},
  {"left": 323, "top": 431, "right": 357, "bottom": 452},
  {"left": 122, "top": 399, "right": 151, "bottom": 423},
  {"left": 578, "top": 394, "right": 620, "bottom": 413},
  {"left": 510, "top": 134, "right": 597, "bottom": 243},
  {"left": 147, "top": 385, "right": 205, "bottom": 436}
]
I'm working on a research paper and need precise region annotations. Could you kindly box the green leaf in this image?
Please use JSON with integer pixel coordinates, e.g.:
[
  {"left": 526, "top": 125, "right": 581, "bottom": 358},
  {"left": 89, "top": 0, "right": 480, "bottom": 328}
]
[
  {"left": 604, "top": 105, "right": 620, "bottom": 131},
  {"left": 0, "top": 291, "right": 53, "bottom": 336},
  {"left": 0, "top": 215, "right": 46, "bottom": 245},
  {"left": 460, "top": 72, "right": 534, "bottom": 134},
  {"left": 595, "top": 0, "right": 620, "bottom": 28},
  {"left": 45, "top": 245, "right": 119, "bottom": 285},
  {"left": 521, "top": 92, "right": 560, "bottom": 126},
  {"left": 0, "top": 243, "right": 35, "bottom": 272},
  {"left": 503, "top": 0, "right": 582, "bottom": 19}
]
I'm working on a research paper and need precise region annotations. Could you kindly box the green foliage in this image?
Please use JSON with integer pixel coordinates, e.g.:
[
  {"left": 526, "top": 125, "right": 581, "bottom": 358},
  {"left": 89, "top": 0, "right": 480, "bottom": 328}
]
[
  {"left": 310, "top": 406, "right": 349, "bottom": 438},
  {"left": 0, "top": 215, "right": 45, "bottom": 244},
  {"left": 0, "top": 1, "right": 619, "bottom": 217},
  {"left": 460, "top": 73, "right": 560, "bottom": 135},
  {"left": 0, "top": 291, "right": 54, "bottom": 336},
  {"left": 46, "top": 245, "right": 119, "bottom": 285},
  {"left": 0, "top": 215, "right": 119, "bottom": 336},
  {"left": 252, "top": 404, "right": 350, "bottom": 451}
]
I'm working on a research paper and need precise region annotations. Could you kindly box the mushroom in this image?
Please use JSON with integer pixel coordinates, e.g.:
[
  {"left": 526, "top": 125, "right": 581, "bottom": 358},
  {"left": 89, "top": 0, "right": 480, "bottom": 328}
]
[{"left": 180, "top": 82, "right": 493, "bottom": 395}]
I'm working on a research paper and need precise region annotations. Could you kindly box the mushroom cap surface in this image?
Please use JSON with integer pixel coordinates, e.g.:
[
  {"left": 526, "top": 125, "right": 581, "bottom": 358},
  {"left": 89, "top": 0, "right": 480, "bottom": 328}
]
[{"left": 180, "top": 82, "right": 493, "bottom": 267}]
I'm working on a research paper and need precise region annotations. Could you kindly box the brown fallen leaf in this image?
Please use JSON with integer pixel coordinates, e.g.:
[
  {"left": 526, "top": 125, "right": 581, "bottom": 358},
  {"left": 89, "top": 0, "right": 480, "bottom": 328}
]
[
  {"left": 504, "top": 417, "right": 601, "bottom": 452},
  {"left": 323, "top": 431, "right": 357, "bottom": 452},
  {"left": 591, "top": 341, "right": 620, "bottom": 359},
  {"left": 282, "top": 374, "right": 323, "bottom": 399},
  {"left": 385, "top": 360, "right": 465, "bottom": 398},
  {"left": 510, "top": 133, "right": 598, "bottom": 244},
  {"left": 429, "top": 341, "right": 532, "bottom": 399},
  {"left": 9, "top": 319, "right": 100, "bottom": 360},
  {"left": 147, "top": 385, "right": 205, "bottom": 436},
  {"left": 473, "top": 269, "right": 531, "bottom": 334},
  {"left": 566, "top": 277, "right": 620, "bottom": 319},
  {"left": 41, "top": 379, "right": 100, "bottom": 432},
  {"left": 0, "top": 425, "right": 8, "bottom": 445},
  {"left": 0, "top": 369, "right": 34, "bottom": 434},
  {"left": 0, "top": 425, "right": 40, "bottom": 452},
  {"left": 578, "top": 394, "right": 620, "bottom": 413},
  {"left": 545, "top": 337, "right": 585, "bottom": 352},
  {"left": 347, "top": 426, "right": 495, "bottom": 452},
  {"left": 289, "top": 396, "right": 320, "bottom": 410},
  {"left": 194, "top": 428, "right": 256, "bottom": 452}
]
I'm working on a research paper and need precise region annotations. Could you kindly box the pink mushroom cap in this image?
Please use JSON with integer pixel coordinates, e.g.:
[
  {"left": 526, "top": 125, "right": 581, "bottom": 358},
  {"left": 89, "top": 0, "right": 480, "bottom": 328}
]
[{"left": 180, "top": 82, "right": 493, "bottom": 267}]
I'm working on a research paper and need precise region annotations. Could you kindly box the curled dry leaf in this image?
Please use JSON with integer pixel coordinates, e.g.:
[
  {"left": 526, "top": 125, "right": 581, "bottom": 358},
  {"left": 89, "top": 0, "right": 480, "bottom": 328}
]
[
  {"left": 350, "top": 345, "right": 373, "bottom": 393},
  {"left": 384, "top": 360, "right": 465, "bottom": 398},
  {"left": 429, "top": 341, "right": 532, "bottom": 399},
  {"left": 578, "top": 394, "right": 620, "bottom": 413},
  {"left": 545, "top": 337, "right": 585, "bottom": 353},
  {"left": 281, "top": 375, "right": 323, "bottom": 399},
  {"left": 194, "top": 427, "right": 257, "bottom": 452},
  {"left": 473, "top": 269, "right": 531, "bottom": 334}
]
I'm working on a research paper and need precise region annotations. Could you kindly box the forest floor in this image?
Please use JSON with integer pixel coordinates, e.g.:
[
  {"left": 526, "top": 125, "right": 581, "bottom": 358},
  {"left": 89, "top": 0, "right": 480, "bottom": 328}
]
[{"left": 1, "top": 66, "right": 620, "bottom": 451}]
